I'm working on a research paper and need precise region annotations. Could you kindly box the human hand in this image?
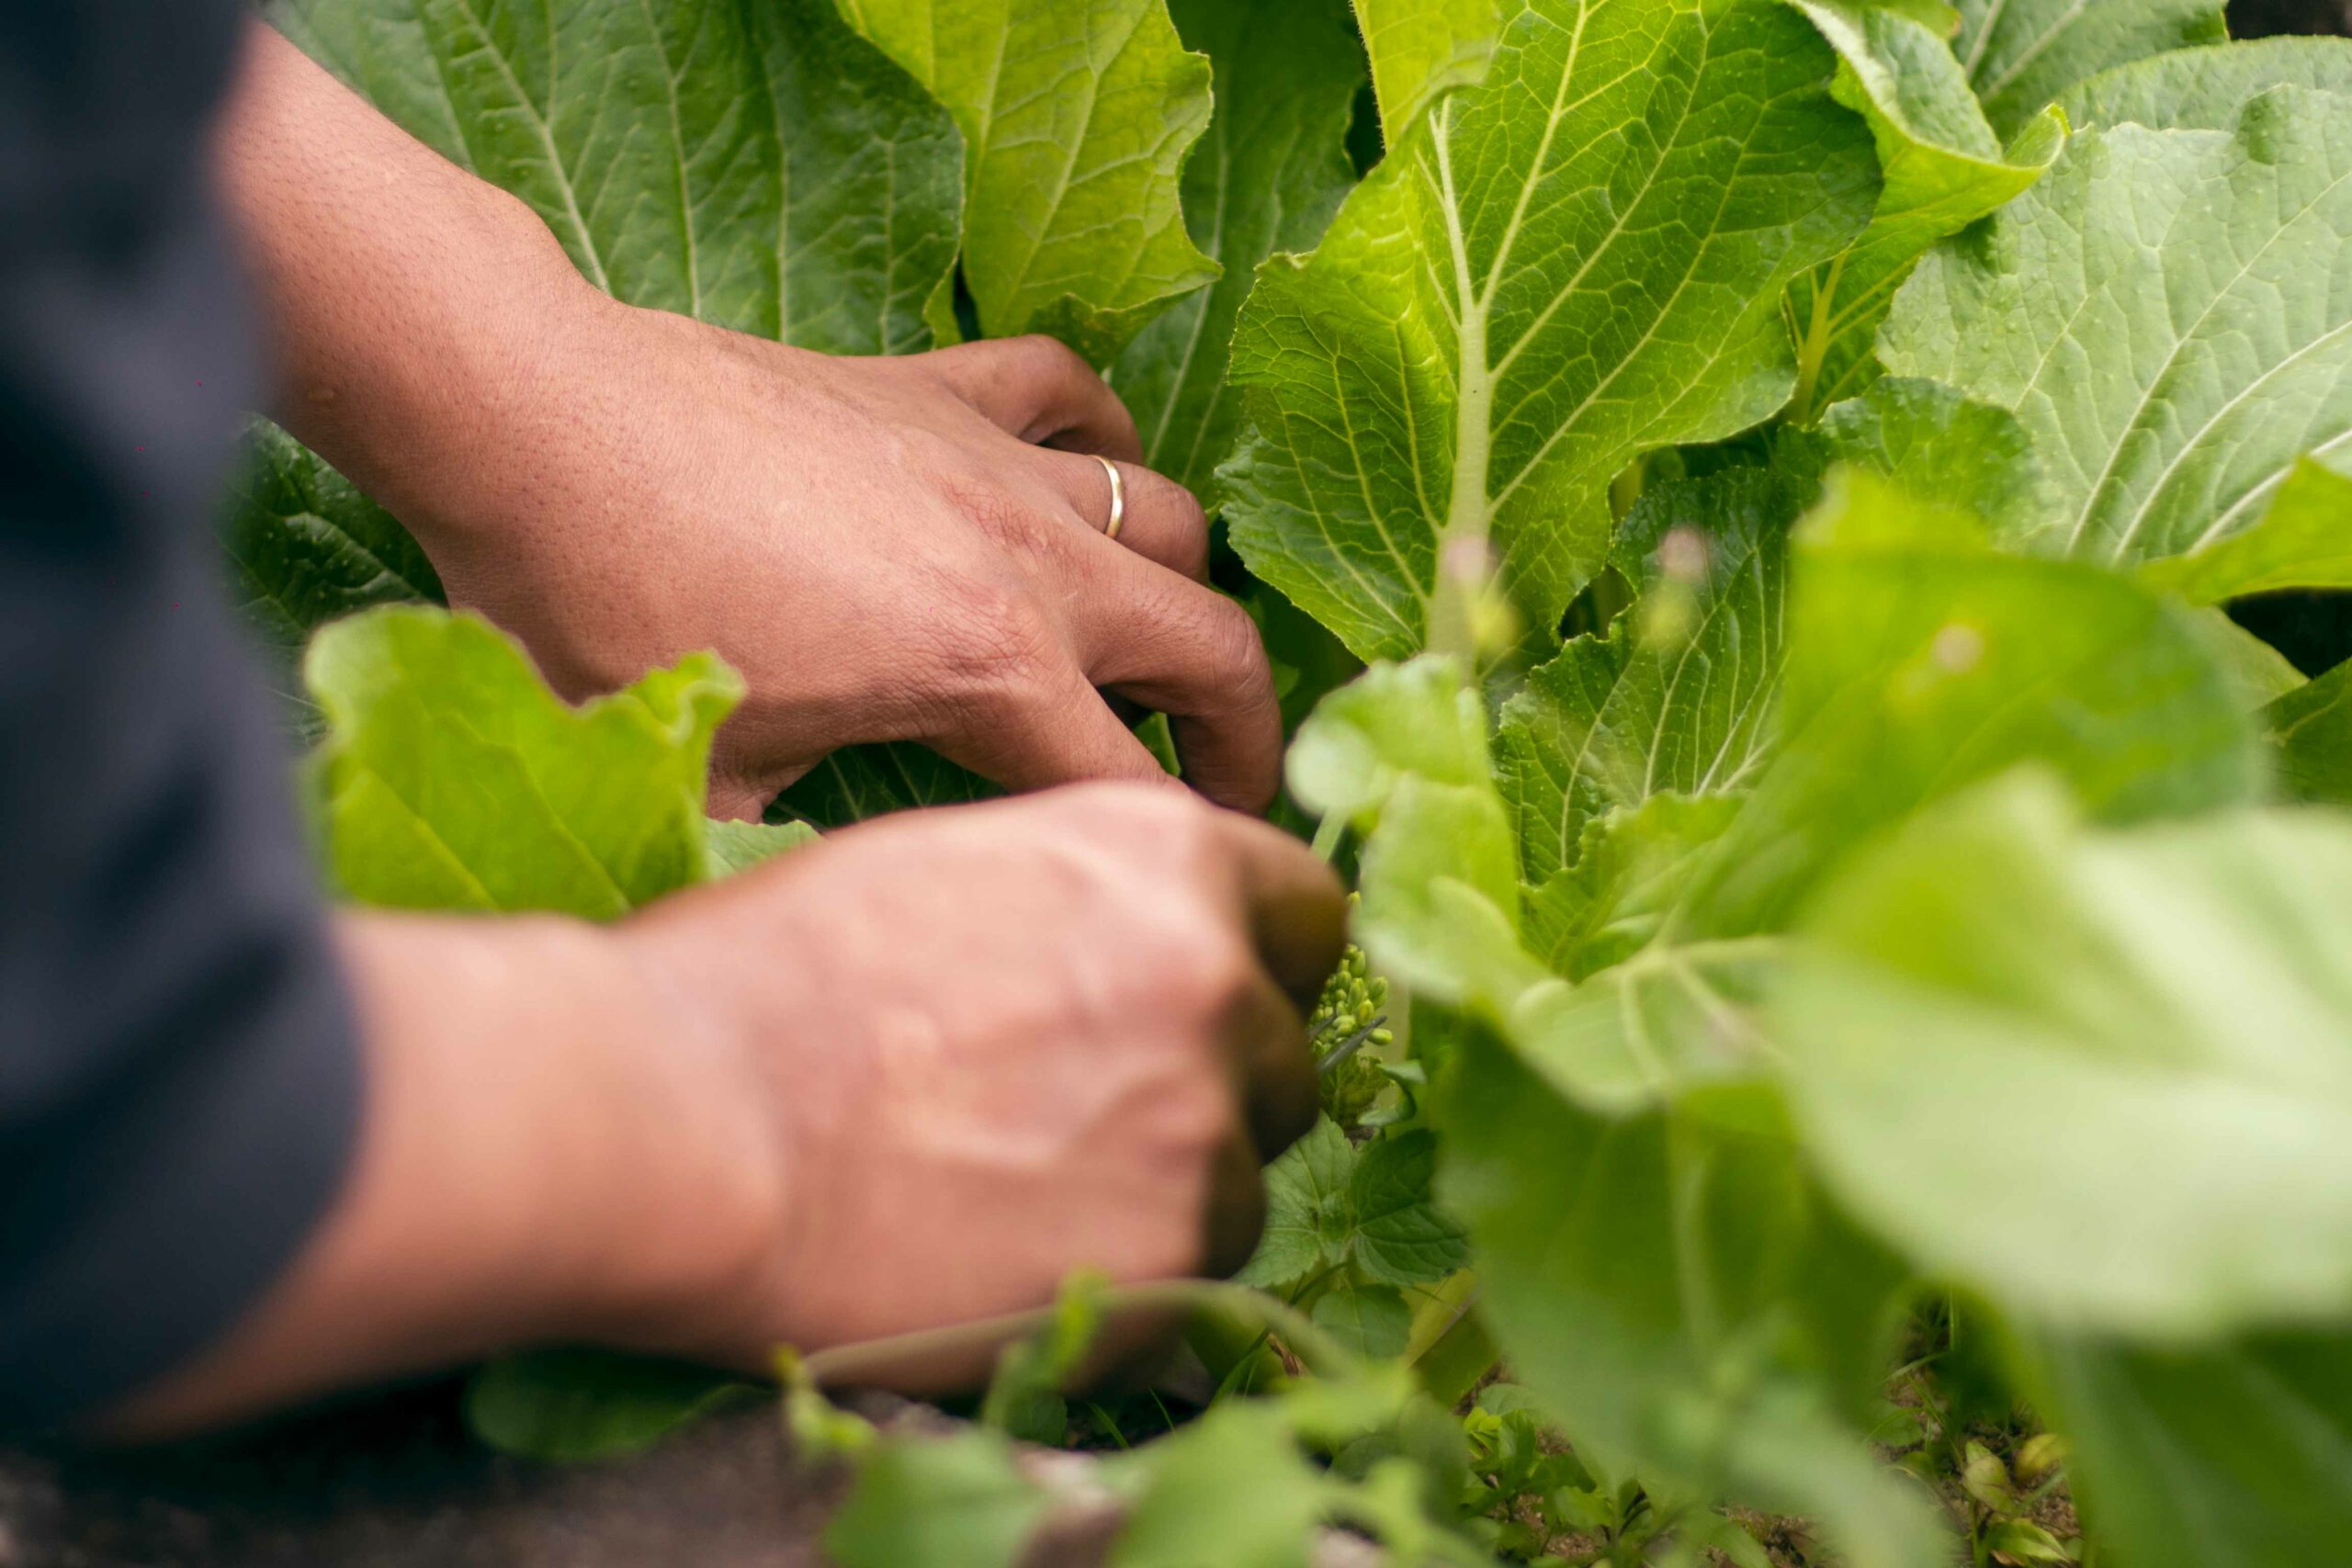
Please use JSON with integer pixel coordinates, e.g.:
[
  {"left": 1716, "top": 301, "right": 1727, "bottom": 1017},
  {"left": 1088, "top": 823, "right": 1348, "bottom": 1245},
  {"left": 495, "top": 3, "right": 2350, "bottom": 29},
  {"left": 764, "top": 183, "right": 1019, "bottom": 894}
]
[
  {"left": 614, "top": 783, "right": 1345, "bottom": 1362},
  {"left": 106, "top": 784, "right": 1341, "bottom": 1435},
  {"left": 222, "top": 28, "right": 1281, "bottom": 821},
  {"left": 409, "top": 305, "right": 1286, "bottom": 821}
]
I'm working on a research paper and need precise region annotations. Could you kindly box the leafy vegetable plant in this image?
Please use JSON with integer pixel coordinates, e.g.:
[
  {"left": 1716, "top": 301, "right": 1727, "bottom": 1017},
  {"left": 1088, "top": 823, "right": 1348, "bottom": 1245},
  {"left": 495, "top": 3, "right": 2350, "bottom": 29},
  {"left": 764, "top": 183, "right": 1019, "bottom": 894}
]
[{"left": 231, "top": 0, "right": 2352, "bottom": 1562}]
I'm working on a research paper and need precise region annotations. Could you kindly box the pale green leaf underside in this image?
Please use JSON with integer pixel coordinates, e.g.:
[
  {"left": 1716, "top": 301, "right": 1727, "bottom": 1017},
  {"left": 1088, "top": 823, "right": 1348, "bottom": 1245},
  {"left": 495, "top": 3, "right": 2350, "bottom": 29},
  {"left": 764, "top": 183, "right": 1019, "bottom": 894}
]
[
  {"left": 270, "top": 0, "right": 961, "bottom": 354},
  {"left": 1224, "top": 0, "right": 1879, "bottom": 661},
  {"left": 836, "top": 0, "right": 1217, "bottom": 353},
  {"left": 1779, "top": 774, "right": 2352, "bottom": 1337},
  {"left": 1107, "top": 0, "right": 1364, "bottom": 496},
  {"left": 2059, "top": 35, "right": 2352, "bottom": 134},
  {"left": 1880, "top": 89, "right": 2352, "bottom": 574},
  {"left": 1952, "top": 0, "right": 2227, "bottom": 139},
  {"left": 2142, "top": 455, "right": 2352, "bottom": 604},
  {"left": 307, "top": 606, "right": 739, "bottom": 919}
]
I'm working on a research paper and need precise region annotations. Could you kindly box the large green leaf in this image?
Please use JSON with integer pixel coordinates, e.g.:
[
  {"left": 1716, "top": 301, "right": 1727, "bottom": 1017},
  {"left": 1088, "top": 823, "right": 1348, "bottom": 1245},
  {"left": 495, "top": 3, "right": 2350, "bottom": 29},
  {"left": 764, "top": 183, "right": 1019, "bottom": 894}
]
[
  {"left": 1441, "top": 1036, "right": 1941, "bottom": 1568},
  {"left": 2059, "top": 34, "right": 2352, "bottom": 132},
  {"left": 1951, "top": 0, "right": 2227, "bottom": 138},
  {"left": 1815, "top": 377, "right": 2060, "bottom": 544},
  {"left": 1690, "top": 472, "right": 2262, "bottom": 936},
  {"left": 1496, "top": 465, "right": 1802, "bottom": 885},
  {"left": 1775, "top": 773, "right": 2352, "bottom": 1337},
  {"left": 270, "top": 0, "right": 962, "bottom": 354},
  {"left": 1107, "top": 0, "right": 1363, "bottom": 496},
  {"left": 1879, "top": 86, "right": 2352, "bottom": 572},
  {"left": 1782, "top": 0, "right": 2064, "bottom": 418},
  {"left": 2021, "top": 1327, "right": 2352, "bottom": 1568},
  {"left": 2142, "top": 456, "right": 2352, "bottom": 605},
  {"left": 306, "top": 605, "right": 738, "bottom": 918},
  {"left": 2268, "top": 655, "right": 2352, "bottom": 806},
  {"left": 219, "top": 419, "right": 444, "bottom": 730},
  {"left": 1351, "top": 0, "right": 1505, "bottom": 138},
  {"left": 835, "top": 0, "right": 1217, "bottom": 353},
  {"left": 1221, "top": 0, "right": 1880, "bottom": 661}
]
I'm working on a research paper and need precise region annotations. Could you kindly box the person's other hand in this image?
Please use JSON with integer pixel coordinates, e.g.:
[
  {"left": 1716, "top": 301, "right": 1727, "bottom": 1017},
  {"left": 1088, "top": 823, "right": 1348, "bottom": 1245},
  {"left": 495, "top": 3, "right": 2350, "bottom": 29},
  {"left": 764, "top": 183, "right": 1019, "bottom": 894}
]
[
  {"left": 612, "top": 783, "right": 1344, "bottom": 1362},
  {"left": 338, "top": 289, "right": 1283, "bottom": 821},
  {"left": 222, "top": 29, "right": 1281, "bottom": 821}
]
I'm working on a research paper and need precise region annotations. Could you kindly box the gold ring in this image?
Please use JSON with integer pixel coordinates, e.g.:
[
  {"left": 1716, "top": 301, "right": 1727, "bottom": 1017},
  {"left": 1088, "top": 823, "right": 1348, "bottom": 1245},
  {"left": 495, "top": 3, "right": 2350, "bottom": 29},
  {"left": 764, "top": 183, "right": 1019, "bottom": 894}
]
[{"left": 1095, "top": 455, "right": 1126, "bottom": 543}]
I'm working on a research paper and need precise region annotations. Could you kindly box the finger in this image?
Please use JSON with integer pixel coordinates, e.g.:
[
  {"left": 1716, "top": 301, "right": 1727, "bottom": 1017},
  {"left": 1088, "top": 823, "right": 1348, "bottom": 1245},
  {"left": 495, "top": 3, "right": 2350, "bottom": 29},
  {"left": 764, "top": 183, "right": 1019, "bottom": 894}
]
[
  {"left": 1045, "top": 451, "right": 1211, "bottom": 581},
  {"left": 1201, "top": 1126, "right": 1270, "bottom": 1280},
  {"left": 1078, "top": 552, "right": 1285, "bottom": 813},
  {"left": 1223, "top": 968, "right": 1320, "bottom": 1162},
  {"left": 925, "top": 334, "right": 1143, "bottom": 462},
  {"left": 1207, "top": 812, "right": 1349, "bottom": 1014},
  {"left": 932, "top": 659, "right": 1176, "bottom": 796}
]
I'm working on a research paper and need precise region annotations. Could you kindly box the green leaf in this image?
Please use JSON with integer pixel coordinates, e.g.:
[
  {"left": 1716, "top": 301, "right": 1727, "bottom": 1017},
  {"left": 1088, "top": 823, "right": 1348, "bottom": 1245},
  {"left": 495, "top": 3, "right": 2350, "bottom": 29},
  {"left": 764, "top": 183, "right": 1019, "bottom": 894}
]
[
  {"left": 1879, "top": 87, "right": 2352, "bottom": 575},
  {"left": 1817, "top": 378, "right": 2061, "bottom": 547},
  {"left": 773, "top": 741, "right": 998, "bottom": 828},
  {"left": 465, "top": 1350, "right": 748, "bottom": 1461},
  {"left": 270, "top": 0, "right": 962, "bottom": 354},
  {"left": 836, "top": 0, "right": 1218, "bottom": 354},
  {"left": 2267, "top": 656, "right": 2352, "bottom": 806},
  {"left": 1351, "top": 0, "right": 1504, "bottom": 138},
  {"left": 1349, "top": 1130, "right": 1470, "bottom": 1288},
  {"left": 1689, "top": 471, "right": 2262, "bottom": 936},
  {"left": 1502, "top": 936, "right": 1780, "bottom": 1114},
  {"left": 1496, "top": 466, "right": 1804, "bottom": 883},
  {"left": 2141, "top": 457, "right": 2352, "bottom": 605},
  {"left": 2194, "top": 606, "right": 2310, "bottom": 708},
  {"left": 1775, "top": 773, "right": 2352, "bottom": 1337},
  {"left": 2060, "top": 35, "right": 2352, "bottom": 133},
  {"left": 306, "top": 606, "right": 739, "bottom": 919},
  {"left": 1107, "top": 0, "right": 1363, "bottom": 496},
  {"left": 1222, "top": 0, "right": 1880, "bottom": 661},
  {"left": 1951, "top": 0, "right": 2226, "bottom": 139},
  {"left": 2021, "top": 1326, "right": 2352, "bottom": 1568},
  {"left": 1782, "top": 1, "right": 2064, "bottom": 418},
  {"left": 1236, "top": 1116, "right": 1359, "bottom": 1289},
  {"left": 1288, "top": 656, "right": 1495, "bottom": 828},
  {"left": 1440, "top": 1035, "right": 1941, "bottom": 1568},
  {"left": 1105, "top": 1402, "right": 1340, "bottom": 1568},
  {"left": 1522, "top": 794, "right": 1747, "bottom": 978},
  {"left": 218, "top": 419, "right": 443, "bottom": 732},
  {"left": 702, "top": 817, "right": 817, "bottom": 877},
  {"left": 826, "top": 1428, "right": 1046, "bottom": 1568},
  {"left": 1312, "top": 1281, "right": 1416, "bottom": 1360}
]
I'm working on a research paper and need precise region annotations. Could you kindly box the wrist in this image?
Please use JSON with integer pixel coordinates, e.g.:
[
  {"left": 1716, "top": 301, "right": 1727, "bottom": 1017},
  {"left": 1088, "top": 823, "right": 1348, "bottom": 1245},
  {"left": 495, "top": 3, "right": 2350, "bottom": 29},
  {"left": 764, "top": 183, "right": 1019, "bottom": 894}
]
[{"left": 102, "top": 911, "right": 786, "bottom": 1435}]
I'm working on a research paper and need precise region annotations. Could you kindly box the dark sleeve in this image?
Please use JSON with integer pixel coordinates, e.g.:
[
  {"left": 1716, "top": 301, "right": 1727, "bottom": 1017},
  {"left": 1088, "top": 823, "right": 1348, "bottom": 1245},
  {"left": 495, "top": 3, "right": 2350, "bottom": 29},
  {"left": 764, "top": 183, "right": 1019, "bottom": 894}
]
[{"left": 0, "top": 0, "right": 363, "bottom": 1432}]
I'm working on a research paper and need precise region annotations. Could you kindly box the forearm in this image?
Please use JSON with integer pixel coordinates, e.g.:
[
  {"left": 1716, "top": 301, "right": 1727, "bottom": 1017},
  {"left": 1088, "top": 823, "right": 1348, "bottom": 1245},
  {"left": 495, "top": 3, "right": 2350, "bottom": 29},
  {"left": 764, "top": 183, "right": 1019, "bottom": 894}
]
[
  {"left": 105, "top": 913, "right": 781, "bottom": 1437},
  {"left": 212, "top": 22, "right": 596, "bottom": 540}
]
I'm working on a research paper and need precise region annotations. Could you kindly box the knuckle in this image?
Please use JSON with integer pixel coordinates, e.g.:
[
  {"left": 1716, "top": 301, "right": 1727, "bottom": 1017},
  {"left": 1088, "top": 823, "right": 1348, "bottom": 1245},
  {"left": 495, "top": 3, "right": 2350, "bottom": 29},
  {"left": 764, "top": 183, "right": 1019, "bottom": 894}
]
[
  {"left": 932, "top": 575, "right": 1060, "bottom": 705},
  {"left": 1194, "top": 595, "right": 1276, "bottom": 703},
  {"left": 1010, "top": 333, "right": 1095, "bottom": 386},
  {"left": 935, "top": 471, "right": 1045, "bottom": 551}
]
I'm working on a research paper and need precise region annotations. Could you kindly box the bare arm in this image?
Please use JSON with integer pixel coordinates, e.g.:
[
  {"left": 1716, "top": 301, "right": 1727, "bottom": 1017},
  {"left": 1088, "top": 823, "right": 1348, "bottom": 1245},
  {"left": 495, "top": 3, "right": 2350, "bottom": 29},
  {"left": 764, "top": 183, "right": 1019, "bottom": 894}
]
[
  {"left": 214, "top": 25, "right": 1283, "bottom": 821},
  {"left": 107, "top": 789, "right": 1340, "bottom": 1436}
]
